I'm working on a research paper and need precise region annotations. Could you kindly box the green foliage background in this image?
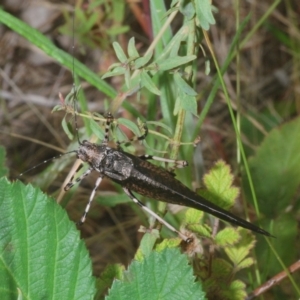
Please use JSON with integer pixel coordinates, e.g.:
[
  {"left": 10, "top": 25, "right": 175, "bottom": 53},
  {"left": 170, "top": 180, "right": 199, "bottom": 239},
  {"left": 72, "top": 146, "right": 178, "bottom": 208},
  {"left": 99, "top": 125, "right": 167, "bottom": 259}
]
[{"left": 0, "top": 0, "right": 300, "bottom": 299}]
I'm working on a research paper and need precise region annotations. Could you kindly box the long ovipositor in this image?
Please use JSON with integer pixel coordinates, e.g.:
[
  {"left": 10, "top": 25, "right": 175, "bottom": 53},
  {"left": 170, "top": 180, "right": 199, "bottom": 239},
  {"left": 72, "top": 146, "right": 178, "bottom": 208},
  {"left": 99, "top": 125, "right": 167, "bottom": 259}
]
[{"left": 106, "top": 150, "right": 273, "bottom": 237}]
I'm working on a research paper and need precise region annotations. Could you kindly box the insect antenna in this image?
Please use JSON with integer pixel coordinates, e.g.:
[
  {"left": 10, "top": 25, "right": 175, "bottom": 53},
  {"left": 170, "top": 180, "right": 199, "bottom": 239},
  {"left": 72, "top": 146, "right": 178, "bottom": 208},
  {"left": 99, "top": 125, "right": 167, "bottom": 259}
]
[
  {"left": 73, "top": 99, "right": 81, "bottom": 145},
  {"left": 19, "top": 150, "right": 77, "bottom": 177},
  {"left": 20, "top": 5, "right": 80, "bottom": 179},
  {"left": 70, "top": 7, "right": 82, "bottom": 147},
  {"left": 55, "top": 2, "right": 89, "bottom": 204},
  {"left": 64, "top": 84, "right": 82, "bottom": 145}
]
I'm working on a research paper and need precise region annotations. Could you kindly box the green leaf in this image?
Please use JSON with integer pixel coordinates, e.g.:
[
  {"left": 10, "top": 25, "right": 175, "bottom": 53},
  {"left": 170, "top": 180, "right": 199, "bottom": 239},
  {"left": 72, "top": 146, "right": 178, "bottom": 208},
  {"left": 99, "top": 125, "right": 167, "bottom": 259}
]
[
  {"left": 194, "top": 0, "right": 216, "bottom": 30},
  {"left": 66, "top": 83, "right": 81, "bottom": 102},
  {"left": 127, "top": 37, "right": 140, "bottom": 59},
  {"left": 52, "top": 104, "right": 63, "bottom": 112},
  {"left": 173, "top": 95, "right": 181, "bottom": 116},
  {"left": 135, "top": 51, "right": 153, "bottom": 69},
  {"left": 0, "top": 147, "right": 8, "bottom": 178},
  {"left": 112, "top": 41, "right": 127, "bottom": 63},
  {"left": 76, "top": 79, "right": 92, "bottom": 136},
  {"left": 117, "top": 118, "right": 142, "bottom": 137},
  {"left": 0, "top": 178, "right": 95, "bottom": 299},
  {"left": 106, "top": 25, "right": 129, "bottom": 36},
  {"left": 141, "top": 70, "right": 161, "bottom": 95},
  {"left": 204, "top": 58, "right": 211, "bottom": 75},
  {"left": 102, "top": 67, "right": 126, "bottom": 79},
  {"left": 124, "top": 67, "right": 131, "bottom": 89},
  {"left": 202, "top": 258, "right": 237, "bottom": 299},
  {"left": 114, "top": 129, "right": 133, "bottom": 150},
  {"left": 155, "top": 238, "right": 182, "bottom": 252},
  {"left": 256, "top": 213, "right": 297, "bottom": 276},
  {"left": 242, "top": 117, "right": 300, "bottom": 217},
  {"left": 61, "top": 115, "right": 74, "bottom": 140},
  {"left": 110, "top": 0, "right": 126, "bottom": 22},
  {"left": 135, "top": 230, "right": 160, "bottom": 260},
  {"left": 187, "top": 224, "right": 212, "bottom": 238},
  {"left": 154, "top": 26, "right": 188, "bottom": 60},
  {"left": 174, "top": 73, "right": 198, "bottom": 96},
  {"left": 179, "top": 93, "right": 198, "bottom": 114},
  {"left": 96, "top": 193, "right": 130, "bottom": 207},
  {"left": 223, "top": 280, "right": 247, "bottom": 300},
  {"left": 224, "top": 229, "right": 255, "bottom": 269},
  {"left": 215, "top": 228, "right": 240, "bottom": 247},
  {"left": 157, "top": 55, "right": 196, "bottom": 71},
  {"left": 82, "top": 11, "right": 98, "bottom": 32},
  {"left": 184, "top": 208, "right": 204, "bottom": 224},
  {"left": 180, "top": 1, "right": 195, "bottom": 20},
  {"left": 146, "top": 121, "right": 173, "bottom": 135},
  {"left": 211, "top": 258, "right": 232, "bottom": 278},
  {"left": 236, "top": 257, "right": 254, "bottom": 270},
  {"left": 96, "top": 264, "right": 124, "bottom": 299},
  {"left": 107, "top": 248, "right": 206, "bottom": 300},
  {"left": 89, "top": 118, "right": 105, "bottom": 140},
  {"left": 200, "top": 160, "right": 239, "bottom": 210},
  {"left": 108, "top": 62, "right": 122, "bottom": 71},
  {"left": 150, "top": 1, "right": 172, "bottom": 55},
  {"left": 182, "top": 209, "right": 211, "bottom": 237},
  {"left": 0, "top": 9, "right": 116, "bottom": 98}
]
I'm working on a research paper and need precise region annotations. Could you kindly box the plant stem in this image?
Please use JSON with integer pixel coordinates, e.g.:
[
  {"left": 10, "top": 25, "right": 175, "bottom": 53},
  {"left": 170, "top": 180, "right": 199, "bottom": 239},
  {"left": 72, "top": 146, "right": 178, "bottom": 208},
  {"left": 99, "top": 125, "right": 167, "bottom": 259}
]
[{"left": 170, "top": 19, "right": 196, "bottom": 160}]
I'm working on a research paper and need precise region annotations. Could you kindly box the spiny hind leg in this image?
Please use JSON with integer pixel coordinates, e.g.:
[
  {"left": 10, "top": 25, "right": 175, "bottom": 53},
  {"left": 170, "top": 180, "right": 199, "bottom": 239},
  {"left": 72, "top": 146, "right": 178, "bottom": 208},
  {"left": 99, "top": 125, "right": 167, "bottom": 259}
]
[{"left": 122, "top": 187, "right": 189, "bottom": 241}]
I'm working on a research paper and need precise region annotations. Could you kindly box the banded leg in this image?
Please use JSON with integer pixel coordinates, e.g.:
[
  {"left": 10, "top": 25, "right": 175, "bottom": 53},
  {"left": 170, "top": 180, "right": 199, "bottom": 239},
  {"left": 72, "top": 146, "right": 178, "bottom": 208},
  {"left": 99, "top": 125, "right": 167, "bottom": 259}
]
[
  {"left": 103, "top": 112, "right": 114, "bottom": 143},
  {"left": 116, "top": 122, "right": 148, "bottom": 149},
  {"left": 78, "top": 175, "right": 103, "bottom": 225},
  {"left": 64, "top": 166, "right": 92, "bottom": 191},
  {"left": 122, "top": 187, "right": 189, "bottom": 241},
  {"left": 139, "top": 155, "right": 188, "bottom": 169}
]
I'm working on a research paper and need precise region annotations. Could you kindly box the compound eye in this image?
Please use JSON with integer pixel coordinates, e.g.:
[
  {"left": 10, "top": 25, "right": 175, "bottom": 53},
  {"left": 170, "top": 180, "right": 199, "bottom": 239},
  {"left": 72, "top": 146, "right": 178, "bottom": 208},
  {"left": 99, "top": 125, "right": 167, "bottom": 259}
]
[{"left": 81, "top": 140, "right": 93, "bottom": 149}]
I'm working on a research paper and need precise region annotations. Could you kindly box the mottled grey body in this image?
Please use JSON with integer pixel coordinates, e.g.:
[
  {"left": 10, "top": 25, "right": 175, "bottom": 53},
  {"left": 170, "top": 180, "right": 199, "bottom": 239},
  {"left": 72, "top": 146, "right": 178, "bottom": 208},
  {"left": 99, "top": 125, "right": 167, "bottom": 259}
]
[{"left": 75, "top": 140, "right": 272, "bottom": 237}]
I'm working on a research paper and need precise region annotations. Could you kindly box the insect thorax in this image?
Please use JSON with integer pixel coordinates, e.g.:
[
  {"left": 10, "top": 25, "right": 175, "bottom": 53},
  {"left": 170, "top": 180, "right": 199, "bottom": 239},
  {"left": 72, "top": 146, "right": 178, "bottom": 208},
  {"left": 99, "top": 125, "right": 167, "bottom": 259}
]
[
  {"left": 77, "top": 140, "right": 134, "bottom": 180},
  {"left": 77, "top": 140, "right": 107, "bottom": 168}
]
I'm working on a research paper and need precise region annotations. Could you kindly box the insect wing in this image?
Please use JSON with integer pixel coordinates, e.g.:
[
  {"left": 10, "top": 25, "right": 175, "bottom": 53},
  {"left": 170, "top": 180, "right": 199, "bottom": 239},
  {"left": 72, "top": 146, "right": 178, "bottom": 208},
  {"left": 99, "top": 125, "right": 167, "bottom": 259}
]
[{"left": 120, "top": 153, "right": 272, "bottom": 237}]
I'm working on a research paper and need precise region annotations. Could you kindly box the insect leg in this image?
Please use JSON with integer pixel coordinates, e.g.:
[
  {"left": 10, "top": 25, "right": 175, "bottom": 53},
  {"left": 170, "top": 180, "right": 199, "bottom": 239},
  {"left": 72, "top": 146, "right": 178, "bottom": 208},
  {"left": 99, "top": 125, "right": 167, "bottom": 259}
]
[
  {"left": 139, "top": 155, "right": 188, "bottom": 169},
  {"left": 78, "top": 175, "right": 103, "bottom": 225},
  {"left": 122, "top": 187, "right": 189, "bottom": 241},
  {"left": 104, "top": 112, "right": 114, "bottom": 143},
  {"left": 116, "top": 122, "right": 148, "bottom": 149},
  {"left": 64, "top": 166, "right": 92, "bottom": 191},
  {"left": 133, "top": 122, "right": 148, "bottom": 142}
]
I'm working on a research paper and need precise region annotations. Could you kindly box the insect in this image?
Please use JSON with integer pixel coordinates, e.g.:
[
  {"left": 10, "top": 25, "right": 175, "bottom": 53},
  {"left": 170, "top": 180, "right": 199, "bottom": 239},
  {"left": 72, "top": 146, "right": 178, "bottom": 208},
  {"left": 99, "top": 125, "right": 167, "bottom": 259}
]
[{"left": 63, "top": 101, "right": 273, "bottom": 240}]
